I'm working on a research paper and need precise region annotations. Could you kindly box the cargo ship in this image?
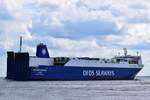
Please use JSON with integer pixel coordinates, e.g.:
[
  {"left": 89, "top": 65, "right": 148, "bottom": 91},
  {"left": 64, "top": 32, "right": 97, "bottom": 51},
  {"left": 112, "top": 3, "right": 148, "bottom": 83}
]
[{"left": 6, "top": 39, "right": 144, "bottom": 81}]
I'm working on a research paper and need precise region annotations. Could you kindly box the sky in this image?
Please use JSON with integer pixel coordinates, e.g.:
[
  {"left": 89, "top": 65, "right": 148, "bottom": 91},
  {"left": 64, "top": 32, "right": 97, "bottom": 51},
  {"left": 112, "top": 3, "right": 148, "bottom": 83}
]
[{"left": 0, "top": 0, "right": 150, "bottom": 76}]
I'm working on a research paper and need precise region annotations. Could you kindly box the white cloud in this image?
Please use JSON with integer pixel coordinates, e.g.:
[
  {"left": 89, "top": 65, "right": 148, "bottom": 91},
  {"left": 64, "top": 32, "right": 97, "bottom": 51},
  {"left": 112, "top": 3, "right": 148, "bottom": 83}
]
[
  {"left": 36, "top": 36, "right": 115, "bottom": 57},
  {"left": 0, "top": 56, "right": 6, "bottom": 77},
  {"left": 1, "top": 0, "right": 150, "bottom": 76},
  {"left": 138, "top": 50, "right": 150, "bottom": 76},
  {"left": 0, "top": 0, "right": 36, "bottom": 51},
  {"left": 106, "top": 24, "right": 150, "bottom": 46}
]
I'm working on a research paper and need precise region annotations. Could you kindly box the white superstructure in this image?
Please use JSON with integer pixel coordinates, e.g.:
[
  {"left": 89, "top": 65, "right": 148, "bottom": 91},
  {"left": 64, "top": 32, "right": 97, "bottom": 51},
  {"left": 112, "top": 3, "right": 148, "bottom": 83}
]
[
  {"left": 28, "top": 47, "right": 144, "bottom": 69},
  {"left": 29, "top": 57, "right": 54, "bottom": 67},
  {"left": 65, "top": 56, "right": 143, "bottom": 68}
]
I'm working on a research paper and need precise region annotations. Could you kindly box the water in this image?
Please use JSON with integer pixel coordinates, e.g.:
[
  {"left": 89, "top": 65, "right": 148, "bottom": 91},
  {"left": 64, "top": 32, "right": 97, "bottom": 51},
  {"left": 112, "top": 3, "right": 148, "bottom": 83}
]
[{"left": 0, "top": 76, "right": 150, "bottom": 100}]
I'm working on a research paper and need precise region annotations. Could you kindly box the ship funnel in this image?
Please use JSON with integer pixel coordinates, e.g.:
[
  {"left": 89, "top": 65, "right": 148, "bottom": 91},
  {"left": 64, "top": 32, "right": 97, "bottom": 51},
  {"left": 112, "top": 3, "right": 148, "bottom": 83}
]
[
  {"left": 123, "top": 48, "right": 127, "bottom": 56},
  {"left": 36, "top": 43, "right": 50, "bottom": 58}
]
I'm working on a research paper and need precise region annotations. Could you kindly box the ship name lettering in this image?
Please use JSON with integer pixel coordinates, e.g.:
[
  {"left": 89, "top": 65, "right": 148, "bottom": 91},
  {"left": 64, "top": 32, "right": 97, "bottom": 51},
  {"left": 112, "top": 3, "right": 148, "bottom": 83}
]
[
  {"left": 83, "top": 70, "right": 115, "bottom": 76},
  {"left": 83, "top": 70, "right": 95, "bottom": 76}
]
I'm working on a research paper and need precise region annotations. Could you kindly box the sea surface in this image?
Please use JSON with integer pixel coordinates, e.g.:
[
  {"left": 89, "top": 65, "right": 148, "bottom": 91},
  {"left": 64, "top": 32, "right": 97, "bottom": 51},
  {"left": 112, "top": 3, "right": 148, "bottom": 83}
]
[{"left": 0, "top": 76, "right": 150, "bottom": 100}]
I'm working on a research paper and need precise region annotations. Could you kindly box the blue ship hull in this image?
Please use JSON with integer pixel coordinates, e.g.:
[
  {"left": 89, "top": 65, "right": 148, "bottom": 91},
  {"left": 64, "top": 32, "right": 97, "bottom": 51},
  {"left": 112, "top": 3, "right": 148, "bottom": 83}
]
[
  {"left": 6, "top": 51, "right": 143, "bottom": 81},
  {"left": 30, "top": 66, "right": 142, "bottom": 80}
]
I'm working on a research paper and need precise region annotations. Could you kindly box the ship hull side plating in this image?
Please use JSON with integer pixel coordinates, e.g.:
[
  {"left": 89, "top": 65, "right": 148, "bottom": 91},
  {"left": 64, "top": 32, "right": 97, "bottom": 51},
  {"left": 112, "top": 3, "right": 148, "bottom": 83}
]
[{"left": 30, "top": 66, "right": 142, "bottom": 80}]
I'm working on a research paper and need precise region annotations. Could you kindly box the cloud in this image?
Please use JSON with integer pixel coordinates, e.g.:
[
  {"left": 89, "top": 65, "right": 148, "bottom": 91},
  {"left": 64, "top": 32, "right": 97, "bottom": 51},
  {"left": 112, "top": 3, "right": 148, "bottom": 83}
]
[
  {"left": 21, "top": 34, "right": 119, "bottom": 58},
  {"left": 0, "top": 0, "right": 36, "bottom": 52},
  {"left": 1, "top": 0, "right": 150, "bottom": 76},
  {"left": 105, "top": 24, "right": 150, "bottom": 47},
  {"left": 0, "top": 55, "right": 6, "bottom": 77},
  {"left": 0, "top": 5, "right": 13, "bottom": 21}
]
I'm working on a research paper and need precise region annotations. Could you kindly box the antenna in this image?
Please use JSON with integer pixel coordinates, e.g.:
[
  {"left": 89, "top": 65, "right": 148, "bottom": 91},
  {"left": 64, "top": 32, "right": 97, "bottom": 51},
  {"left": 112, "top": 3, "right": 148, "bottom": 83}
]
[
  {"left": 136, "top": 51, "right": 139, "bottom": 56},
  {"left": 123, "top": 48, "right": 127, "bottom": 56},
  {"left": 19, "top": 36, "right": 22, "bottom": 52},
  {"left": 118, "top": 52, "right": 120, "bottom": 56}
]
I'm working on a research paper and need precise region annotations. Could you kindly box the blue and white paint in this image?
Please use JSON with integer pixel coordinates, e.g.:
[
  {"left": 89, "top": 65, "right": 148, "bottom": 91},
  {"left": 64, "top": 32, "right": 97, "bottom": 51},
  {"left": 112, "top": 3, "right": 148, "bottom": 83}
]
[
  {"left": 6, "top": 43, "right": 144, "bottom": 80},
  {"left": 28, "top": 43, "right": 143, "bottom": 80},
  {"left": 1, "top": 0, "right": 150, "bottom": 77},
  {"left": 30, "top": 66, "right": 142, "bottom": 80}
]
